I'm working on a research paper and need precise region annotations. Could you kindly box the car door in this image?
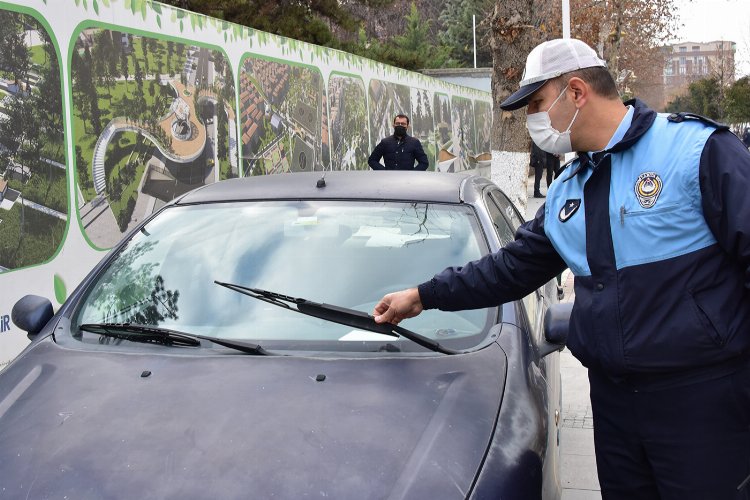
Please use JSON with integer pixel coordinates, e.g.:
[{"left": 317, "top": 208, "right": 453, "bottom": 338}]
[
  {"left": 483, "top": 187, "right": 547, "bottom": 343},
  {"left": 484, "top": 186, "right": 563, "bottom": 471}
]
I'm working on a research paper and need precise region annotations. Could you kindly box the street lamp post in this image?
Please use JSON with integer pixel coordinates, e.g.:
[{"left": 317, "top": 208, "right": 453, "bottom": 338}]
[{"left": 473, "top": 15, "right": 477, "bottom": 69}]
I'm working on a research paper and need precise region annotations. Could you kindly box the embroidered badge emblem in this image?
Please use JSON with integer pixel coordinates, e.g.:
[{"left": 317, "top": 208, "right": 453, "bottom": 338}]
[
  {"left": 634, "top": 172, "right": 662, "bottom": 208},
  {"left": 559, "top": 199, "right": 581, "bottom": 222}
]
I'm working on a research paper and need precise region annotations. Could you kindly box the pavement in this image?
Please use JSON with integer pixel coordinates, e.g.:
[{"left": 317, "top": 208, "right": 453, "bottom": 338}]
[{"left": 525, "top": 175, "right": 602, "bottom": 500}]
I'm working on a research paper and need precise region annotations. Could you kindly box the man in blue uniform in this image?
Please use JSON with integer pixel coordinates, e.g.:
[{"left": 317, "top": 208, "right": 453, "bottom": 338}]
[
  {"left": 368, "top": 114, "right": 429, "bottom": 170},
  {"left": 373, "top": 38, "right": 750, "bottom": 499}
]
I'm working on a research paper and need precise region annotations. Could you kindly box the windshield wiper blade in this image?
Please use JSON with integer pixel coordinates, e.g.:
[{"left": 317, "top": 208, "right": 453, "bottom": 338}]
[
  {"left": 213, "top": 281, "right": 459, "bottom": 355},
  {"left": 78, "top": 323, "right": 271, "bottom": 355}
]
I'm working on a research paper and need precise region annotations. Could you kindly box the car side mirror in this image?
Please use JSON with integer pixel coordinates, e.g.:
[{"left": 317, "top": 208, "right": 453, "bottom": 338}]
[
  {"left": 12, "top": 295, "right": 54, "bottom": 339},
  {"left": 539, "top": 303, "right": 573, "bottom": 358}
]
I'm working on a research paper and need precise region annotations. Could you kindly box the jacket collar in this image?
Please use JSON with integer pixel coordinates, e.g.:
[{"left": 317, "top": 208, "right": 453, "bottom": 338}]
[{"left": 564, "top": 98, "right": 657, "bottom": 181}]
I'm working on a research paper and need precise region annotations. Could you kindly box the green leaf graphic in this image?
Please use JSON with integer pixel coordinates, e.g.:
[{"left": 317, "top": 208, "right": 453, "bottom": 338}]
[
  {"left": 93, "top": 0, "right": 99, "bottom": 14},
  {"left": 141, "top": 1, "right": 147, "bottom": 19},
  {"left": 179, "top": 19, "right": 183, "bottom": 31},
  {"left": 156, "top": 14, "right": 161, "bottom": 28},
  {"left": 101, "top": 0, "right": 110, "bottom": 6},
  {"left": 151, "top": 2, "right": 162, "bottom": 14},
  {"left": 54, "top": 274, "right": 67, "bottom": 304}
]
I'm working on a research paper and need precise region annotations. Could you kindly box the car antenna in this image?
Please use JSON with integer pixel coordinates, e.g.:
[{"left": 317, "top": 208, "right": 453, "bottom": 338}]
[{"left": 316, "top": 172, "right": 326, "bottom": 188}]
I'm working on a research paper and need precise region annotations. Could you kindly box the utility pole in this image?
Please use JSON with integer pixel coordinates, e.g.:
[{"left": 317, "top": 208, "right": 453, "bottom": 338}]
[{"left": 473, "top": 15, "right": 477, "bottom": 69}]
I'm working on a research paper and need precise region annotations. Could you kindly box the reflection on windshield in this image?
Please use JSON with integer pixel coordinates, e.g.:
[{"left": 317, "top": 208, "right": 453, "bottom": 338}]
[{"left": 73, "top": 201, "right": 494, "bottom": 351}]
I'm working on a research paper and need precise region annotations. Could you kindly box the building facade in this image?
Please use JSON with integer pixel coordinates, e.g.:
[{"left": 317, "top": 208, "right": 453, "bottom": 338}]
[{"left": 662, "top": 40, "right": 736, "bottom": 108}]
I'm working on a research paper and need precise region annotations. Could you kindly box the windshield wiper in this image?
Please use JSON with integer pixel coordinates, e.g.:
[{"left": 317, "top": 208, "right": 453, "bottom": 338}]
[
  {"left": 213, "top": 281, "right": 459, "bottom": 355},
  {"left": 78, "top": 323, "right": 271, "bottom": 355}
]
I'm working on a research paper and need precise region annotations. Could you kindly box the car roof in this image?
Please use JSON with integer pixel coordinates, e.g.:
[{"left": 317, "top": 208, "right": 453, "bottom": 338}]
[{"left": 175, "top": 171, "right": 494, "bottom": 205}]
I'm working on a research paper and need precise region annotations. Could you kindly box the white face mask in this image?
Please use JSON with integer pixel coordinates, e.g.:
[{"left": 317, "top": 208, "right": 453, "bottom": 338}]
[{"left": 526, "top": 85, "right": 579, "bottom": 154}]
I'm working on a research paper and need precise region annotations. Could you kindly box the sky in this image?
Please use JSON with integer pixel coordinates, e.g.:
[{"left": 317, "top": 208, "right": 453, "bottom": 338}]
[{"left": 670, "top": 0, "right": 750, "bottom": 78}]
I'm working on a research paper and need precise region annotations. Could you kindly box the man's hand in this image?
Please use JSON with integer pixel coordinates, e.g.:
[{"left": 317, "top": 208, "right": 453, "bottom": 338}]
[{"left": 373, "top": 288, "right": 424, "bottom": 325}]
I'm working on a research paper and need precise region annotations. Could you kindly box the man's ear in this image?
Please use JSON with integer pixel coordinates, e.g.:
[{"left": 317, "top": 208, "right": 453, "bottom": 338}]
[{"left": 567, "top": 76, "right": 588, "bottom": 108}]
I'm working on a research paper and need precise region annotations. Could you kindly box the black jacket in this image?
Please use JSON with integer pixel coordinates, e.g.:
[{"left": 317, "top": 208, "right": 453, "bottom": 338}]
[
  {"left": 530, "top": 143, "right": 558, "bottom": 170},
  {"left": 368, "top": 134, "right": 429, "bottom": 171},
  {"left": 418, "top": 99, "right": 750, "bottom": 389}
]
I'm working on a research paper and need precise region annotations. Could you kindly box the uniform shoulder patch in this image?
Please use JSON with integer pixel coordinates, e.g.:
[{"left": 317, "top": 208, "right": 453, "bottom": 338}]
[{"left": 667, "top": 112, "right": 730, "bottom": 131}]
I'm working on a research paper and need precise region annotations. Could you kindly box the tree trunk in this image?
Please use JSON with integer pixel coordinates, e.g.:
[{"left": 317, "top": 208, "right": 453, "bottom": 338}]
[{"left": 489, "top": 0, "right": 545, "bottom": 214}]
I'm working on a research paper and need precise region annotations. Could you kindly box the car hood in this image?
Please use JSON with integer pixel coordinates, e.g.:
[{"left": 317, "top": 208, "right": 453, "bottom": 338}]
[{"left": 0, "top": 339, "right": 507, "bottom": 500}]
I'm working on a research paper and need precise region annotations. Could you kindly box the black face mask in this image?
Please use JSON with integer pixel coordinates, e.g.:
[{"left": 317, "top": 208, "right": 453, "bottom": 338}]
[{"left": 394, "top": 125, "right": 407, "bottom": 138}]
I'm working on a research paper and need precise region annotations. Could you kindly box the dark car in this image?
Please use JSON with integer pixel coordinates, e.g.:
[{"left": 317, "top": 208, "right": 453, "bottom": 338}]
[{"left": 5, "top": 171, "right": 570, "bottom": 499}]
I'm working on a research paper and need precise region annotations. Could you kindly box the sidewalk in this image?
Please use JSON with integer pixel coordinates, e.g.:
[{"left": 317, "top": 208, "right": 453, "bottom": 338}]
[{"left": 525, "top": 176, "right": 602, "bottom": 500}]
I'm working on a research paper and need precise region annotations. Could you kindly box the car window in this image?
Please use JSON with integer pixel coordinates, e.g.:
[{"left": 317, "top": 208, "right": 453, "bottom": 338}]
[
  {"left": 71, "top": 201, "right": 496, "bottom": 352},
  {"left": 488, "top": 189, "right": 525, "bottom": 230},
  {"left": 484, "top": 194, "right": 515, "bottom": 247},
  {"left": 484, "top": 189, "right": 542, "bottom": 341}
]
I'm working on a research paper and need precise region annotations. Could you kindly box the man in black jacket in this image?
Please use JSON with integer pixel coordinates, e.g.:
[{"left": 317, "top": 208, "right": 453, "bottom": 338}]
[
  {"left": 368, "top": 114, "right": 429, "bottom": 171},
  {"left": 530, "top": 141, "right": 558, "bottom": 197}
]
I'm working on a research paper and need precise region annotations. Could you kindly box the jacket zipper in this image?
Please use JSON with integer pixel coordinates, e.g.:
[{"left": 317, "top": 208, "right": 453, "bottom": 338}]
[{"left": 619, "top": 203, "right": 680, "bottom": 226}]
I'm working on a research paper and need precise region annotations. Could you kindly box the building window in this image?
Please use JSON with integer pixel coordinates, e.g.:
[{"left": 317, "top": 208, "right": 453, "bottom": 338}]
[
  {"left": 692, "top": 46, "right": 700, "bottom": 51},
  {"left": 679, "top": 46, "right": 687, "bottom": 52}
]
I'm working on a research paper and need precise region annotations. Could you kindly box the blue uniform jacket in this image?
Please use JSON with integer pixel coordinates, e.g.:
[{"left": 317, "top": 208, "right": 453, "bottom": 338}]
[
  {"left": 418, "top": 99, "right": 750, "bottom": 389},
  {"left": 368, "top": 134, "right": 429, "bottom": 171}
]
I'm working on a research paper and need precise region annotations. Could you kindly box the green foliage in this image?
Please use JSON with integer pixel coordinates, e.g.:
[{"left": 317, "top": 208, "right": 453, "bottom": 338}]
[
  {"left": 674, "top": 76, "right": 750, "bottom": 134},
  {"left": 160, "top": 0, "right": 369, "bottom": 40},
  {"left": 54, "top": 274, "right": 67, "bottom": 304},
  {"left": 0, "top": 11, "right": 30, "bottom": 84},
  {"left": 158, "top": 0, "right": 467, "bottom": 71},
  {"left": 343, "top": 23, "right": 450, "bottom": 72},
  {"left": 116, "top": 196, "right": 137, "bottom": 233},
  {"left": 76, "top": 145, "right": 91, "bottom": 191},
  {"left": 389, "top": 3, "right": 451, "bottom": 70},
  {"left": 5, "top": 165, "right": 67, "bottom": 214},
  {"left": 438, "top": 0, "right": 493, "bottom": 67},
  {"left": 0, "top": 204, "right": 65, "bottom": 270},
  {"left": 725, "top": 77, "right": 750, "bottom": 125}
]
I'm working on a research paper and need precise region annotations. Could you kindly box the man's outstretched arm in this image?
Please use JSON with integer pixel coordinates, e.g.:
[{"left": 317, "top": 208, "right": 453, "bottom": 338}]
[{"left": 373, "top": 205, "right": 567, "bottom": 323}]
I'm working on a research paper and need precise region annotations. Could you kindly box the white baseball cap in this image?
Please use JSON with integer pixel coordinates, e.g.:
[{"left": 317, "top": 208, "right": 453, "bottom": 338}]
[{"left": 500, "top": 38, "right": 607, "bottom": 111}]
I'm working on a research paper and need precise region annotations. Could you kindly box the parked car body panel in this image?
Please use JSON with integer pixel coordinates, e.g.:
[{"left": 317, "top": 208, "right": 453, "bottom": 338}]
[
  {"left": 0, "top": 337, "right": 507, "bottom": 499},
  {"left": 2, "top": 171, "right": 561, "bottom": 499}
]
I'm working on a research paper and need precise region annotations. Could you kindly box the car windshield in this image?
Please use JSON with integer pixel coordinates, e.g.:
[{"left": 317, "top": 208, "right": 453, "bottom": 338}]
[{"left": 71, "top": 200, "right": 495, "bottom": 352}]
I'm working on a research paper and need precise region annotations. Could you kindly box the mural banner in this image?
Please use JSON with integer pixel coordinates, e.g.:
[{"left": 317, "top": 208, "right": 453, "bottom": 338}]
[{"left": 0, "top": 0, "right": 491, "bottom": 366}]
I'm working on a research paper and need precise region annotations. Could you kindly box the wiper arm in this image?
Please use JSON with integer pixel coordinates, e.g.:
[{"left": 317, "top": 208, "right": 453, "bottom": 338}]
[
  {"left": 78, "top": 323, "right": 271, "bottom": 355},
  {"left": 214, "top": 281, "right": 459, "bottom": 355}
]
